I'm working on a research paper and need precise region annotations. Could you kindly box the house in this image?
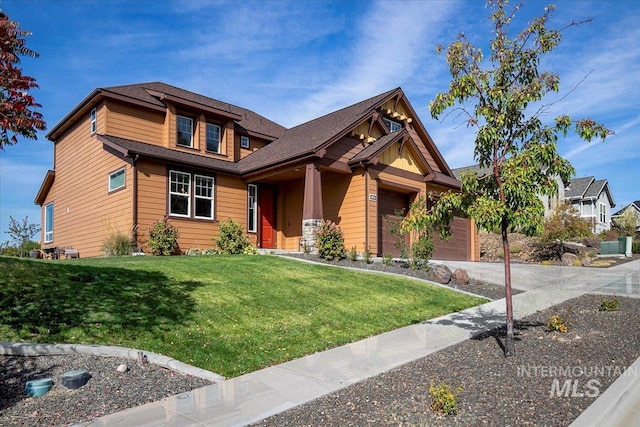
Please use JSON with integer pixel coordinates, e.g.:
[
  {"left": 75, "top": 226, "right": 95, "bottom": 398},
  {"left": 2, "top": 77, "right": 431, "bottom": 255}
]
[
  {"left": 612, "top": 201, "right": 640, "bottom": 234},
  {"left": 452, "top": 165, "right": 565, "bottom": 218},
  {"left": 563, "top": 176, "right": 616, "bottom": 234},
  {"left": 35, "top": 82, "right": 478, "bottom": 261}
]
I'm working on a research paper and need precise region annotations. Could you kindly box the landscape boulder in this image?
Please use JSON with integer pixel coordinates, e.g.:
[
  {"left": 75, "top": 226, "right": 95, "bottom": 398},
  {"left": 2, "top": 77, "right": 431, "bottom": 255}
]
[
  {"left": 561, "top": 253, "right": 578, "bottom": 266},
  {"left": 428, "top": 264, "right": 452, "bottom": 284},
  {"left": 581, "top": 257, "right": 592, "bottom": 267},
  {"left": 452, "top": 268, "right": 470, "bottom": 285}
]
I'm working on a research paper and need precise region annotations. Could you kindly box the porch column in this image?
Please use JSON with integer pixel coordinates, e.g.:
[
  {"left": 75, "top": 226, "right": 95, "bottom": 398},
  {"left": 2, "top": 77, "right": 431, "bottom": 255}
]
[{"left": 301, "top": 162, "right": 323, "bottom": 252}]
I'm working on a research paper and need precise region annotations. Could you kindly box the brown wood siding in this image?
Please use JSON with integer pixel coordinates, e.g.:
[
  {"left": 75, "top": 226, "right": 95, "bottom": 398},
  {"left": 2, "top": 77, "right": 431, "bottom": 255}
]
[
  {"left": 322, "top": 172, "right": 366, "bottom": 253},
  {"left": 431, "top": 216, "right": 471, "bottom": 261},
  {"left": 377, "top": 188, "right": 410, "bottom": 257},
  {"left": 324, "top": 136, "right": 366, "bottom": 164},
  {"left": 406, "top": 125, "right": 442, "bottom": 173},
  {"left": 105, "top": 100, "right": 164, "bottom": 144},
  {"left": 277, "top": 179, "right": 304, "bottom": 250},
  {"left": 43, "top": 112, "right": 133, "bottom": 258}
]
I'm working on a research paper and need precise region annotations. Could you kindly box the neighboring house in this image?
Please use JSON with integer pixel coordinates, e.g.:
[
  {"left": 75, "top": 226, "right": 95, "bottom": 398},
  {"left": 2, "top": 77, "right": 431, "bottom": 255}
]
[
  {"left": 563, "top": 176, "right": 616, "bottom": 234},
  {"left": 612, "top": 201, "right": 640, "bottom": 233},
  {"left": 35, "top": 82, "right": 479, "bottom": 261},
  {"left": 451, "top": 165, "right": 565, "bottom": 218}
]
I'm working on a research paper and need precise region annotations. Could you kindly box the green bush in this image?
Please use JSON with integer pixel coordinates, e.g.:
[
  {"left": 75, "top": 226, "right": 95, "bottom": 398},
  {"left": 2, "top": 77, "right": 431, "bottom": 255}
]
[
  {"left": 363, "top": 246, "right": 372, "bottom": 264},
  {"left": 347, "top": 246, "right": 358, "bottom": 262},
  {"left": 429, "top": 381, "right": 461, "bottom": 416},
  {"left": 315, "top": 220, "right": 345, "bottom": 261},
  {"left": 547, "top": 314, "right": 568, "bottom": 333},
  {"left": 102, "top": 230, "right": 135, "bottom": 257},
  {"left": 148, "top": 217, "right": 179, "bottom": 255},
  {"left": 214, "top": 218, "right": 251, "bottom": 254},
  {"left": 382, "top": 253, "right": 393, "bottom": 266},
  {"left": 410, "top": 234, "right": 433, "bottom": 270},
  {"left": 633, "top": 241, "right": 640, "bottom": 254},
  {"left": 600, "top": 296, "right": 620, "bottom": 312}
]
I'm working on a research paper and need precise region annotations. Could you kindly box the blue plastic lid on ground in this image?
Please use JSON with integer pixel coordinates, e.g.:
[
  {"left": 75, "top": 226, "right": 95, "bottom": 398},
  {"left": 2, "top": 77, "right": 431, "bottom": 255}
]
[{"left": 26, "top": 378, "right": 53, "bottom": 397}]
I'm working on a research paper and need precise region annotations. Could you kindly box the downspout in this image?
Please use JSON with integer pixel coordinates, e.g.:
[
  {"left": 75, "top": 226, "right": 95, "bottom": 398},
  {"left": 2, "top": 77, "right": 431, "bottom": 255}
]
[
  {"left": 132, "top": 154, "right": 139, "bottom": 248},
  {"left": 363, "top": 164, "right": 369, "bottom": 253}
]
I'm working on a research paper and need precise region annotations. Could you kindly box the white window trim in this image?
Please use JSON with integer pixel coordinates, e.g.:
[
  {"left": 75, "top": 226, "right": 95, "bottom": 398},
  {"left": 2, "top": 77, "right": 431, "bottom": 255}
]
[
  {"left": 206, "top": 123, "right": 221, "bottom": 153},
  {"left": 90, "top": 108, "right": 97, "bottom": 134},
  {"left": 177, "top": 115, "right": 193, "bottom": 148},
  {"left": 248, "top": 184, "right": 258, "bottom": 233},
  {"left": 383, "top": 117, "right": 401, "bottom": 132},
  {"left": 44, "top": 202, "right": 54, "bottom": 243},
  {"left": 169, "top": 170, "right": 191, "bottom": 217},
  {"left": 599, "top": 203, "right": 607, "bottom": 224},
  {"left": 241, "top": 135, "right": 250, "bottom": 149},
  {"left": 194, "top": 174, "right": 215, "bottom": 219},
  {"left": 108, "top": 167, "right": 126, "bottom": 192}
]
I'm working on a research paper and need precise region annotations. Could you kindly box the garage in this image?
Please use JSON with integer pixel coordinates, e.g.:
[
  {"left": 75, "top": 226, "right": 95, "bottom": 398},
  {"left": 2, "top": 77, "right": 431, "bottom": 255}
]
[{"left": 431, "top": 215, "right": 471, "bottom": 261}]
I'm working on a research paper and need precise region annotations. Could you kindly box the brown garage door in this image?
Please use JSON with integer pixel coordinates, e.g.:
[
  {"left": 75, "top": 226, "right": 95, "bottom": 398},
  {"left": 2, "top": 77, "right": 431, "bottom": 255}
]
[
  {"left": 432, "top": 215, "right": 470, "bottom": 261},
  {"left": 378, "top": 188, "right": 410, "bottom": 257}
]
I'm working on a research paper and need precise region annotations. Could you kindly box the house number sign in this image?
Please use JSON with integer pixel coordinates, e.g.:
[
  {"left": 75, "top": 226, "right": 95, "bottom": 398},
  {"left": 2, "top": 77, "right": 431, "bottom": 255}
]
[{"left": 369, "top": 194, "right": 377, "bottom": 201}]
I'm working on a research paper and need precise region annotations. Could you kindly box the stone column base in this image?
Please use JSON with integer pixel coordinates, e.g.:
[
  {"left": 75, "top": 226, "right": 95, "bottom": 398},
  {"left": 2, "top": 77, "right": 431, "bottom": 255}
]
[{"left": 301, "top": 218, "right": 323, "bottom": 253}]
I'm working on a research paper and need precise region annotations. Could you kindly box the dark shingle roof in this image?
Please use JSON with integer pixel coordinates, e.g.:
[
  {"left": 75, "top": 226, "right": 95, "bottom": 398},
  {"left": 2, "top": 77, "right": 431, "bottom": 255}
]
[
  {"left": 237, "top": 88, "right": 400, "bottom": 173},
  {"left": 97, "top": 134, "right": 240, "bottom": 174},
  {"left": 452, "top": 164, "right": 492, "bottom": 180},
  {"left": 565, "top": 176, "right": 595, "bottom": 199},
  {"left": 613, "top": 201, "right": 640, "bottom": 217}
]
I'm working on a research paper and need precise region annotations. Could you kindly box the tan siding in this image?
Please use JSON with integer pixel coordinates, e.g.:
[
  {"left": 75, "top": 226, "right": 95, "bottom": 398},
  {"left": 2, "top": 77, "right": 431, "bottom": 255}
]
[
  {"left": 43, "top": 114, "right": 133, "bottom": 257},
  {"left": 366, "top": 172, "right": 378, "bottom": 254},
  {"left": 277, "top": 179, "right": 304, "bottom": 250},
  {"left": 105, "top": 100, "right": 164, "bottom": 144},
  {"left": 322, "top": 172, "right": 366, "bottom": 253},
  {"left": 380, "top": 142, "right": 421, "bottom": 174}
]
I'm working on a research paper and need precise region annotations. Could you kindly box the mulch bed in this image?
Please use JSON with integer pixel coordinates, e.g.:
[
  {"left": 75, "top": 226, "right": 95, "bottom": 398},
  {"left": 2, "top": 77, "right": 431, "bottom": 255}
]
[{"left": 255, "top": 293, "right": 640, "bottom": 426}]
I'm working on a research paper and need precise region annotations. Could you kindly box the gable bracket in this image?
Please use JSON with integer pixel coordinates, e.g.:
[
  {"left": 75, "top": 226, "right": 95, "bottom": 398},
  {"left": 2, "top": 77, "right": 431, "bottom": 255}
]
[{"left": 368, "top": 112, "right": 380, "bottom": 136}]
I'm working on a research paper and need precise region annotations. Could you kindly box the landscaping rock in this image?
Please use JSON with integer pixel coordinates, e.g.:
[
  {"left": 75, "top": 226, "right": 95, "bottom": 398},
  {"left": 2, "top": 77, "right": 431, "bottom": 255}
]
[
  {"left": 581, "top": 257, "right": 592, "bottom": 267},
  {"left": 428, "top": 264, "right": 452, "bottom": 284},
  {"left": 561, "top": 253, "right": 578, "bottom": 266},
  {"left": 452, "top": 268, "right": 470, "bottom": 285}
]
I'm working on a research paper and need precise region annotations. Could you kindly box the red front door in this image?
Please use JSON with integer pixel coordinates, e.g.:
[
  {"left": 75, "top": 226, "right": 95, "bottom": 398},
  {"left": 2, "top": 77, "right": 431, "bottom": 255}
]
[{"left": 259, "top": 186, "right": 276, "bottom": 249}]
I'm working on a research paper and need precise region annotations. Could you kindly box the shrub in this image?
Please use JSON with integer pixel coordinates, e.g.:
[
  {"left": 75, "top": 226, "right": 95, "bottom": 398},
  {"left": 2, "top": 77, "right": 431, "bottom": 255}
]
[
  {"left": 600, "top": 296, "right": 620, "bottom": 312},
  {"left": 410, "top": 234, "right": 433, "bottom": 270},
  {"left": 510, "top": 244, "right": 522, "bottom": 254},
  {"left": 382, "top": 253, "right": 393, "bottom": 266},
  {"left": 429, "top": 381, "right": 461, "bottom": 416},
  {"left": 203, "top": 248, "right": 218, "bottom": 255},
  {"left": 541, "top": 203, "right": 592, "bottom": 260},
  {"left": 214, "top": 218, "right": 251, "bottom": 254},
  {"left": 186, "top": 248, "right": 203, "bottom": 256},
  {"left": 633, "top": 241, "right": 640, "bottom": 254},
  {"left": 243, "top": 245, "right": 258, "bottom": 255},
  {"left": 315, "top": 220, "right": 345, "bottom": 261},
  {"left": 347, "top": 246, "right": 358, "bottom": 262},
  {"left": 148, "top": 217, "right": 179, "bottom": 255},
  {"left": 102, "top": 229, "right": 135, "bottom": 257},
  {"left": 547, "top": 314, "right": 568, "bottom": 333}
]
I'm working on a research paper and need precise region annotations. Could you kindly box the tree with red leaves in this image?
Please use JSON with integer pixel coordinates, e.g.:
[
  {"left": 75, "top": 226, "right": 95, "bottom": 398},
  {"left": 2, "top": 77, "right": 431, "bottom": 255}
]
[{"left": 0, "top": 10, "right": 46, "bottom": 149}]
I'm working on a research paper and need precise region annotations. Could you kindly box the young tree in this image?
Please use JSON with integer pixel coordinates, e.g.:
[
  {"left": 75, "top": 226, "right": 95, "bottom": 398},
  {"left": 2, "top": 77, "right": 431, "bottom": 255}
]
[
  {"left": 0, "top": 10, "right": 46, "bottom": 149},
  {"left": 5, "top": 215, "right": 40, "bottom": 257},
  {"left": 614, "top": 208, "right": 638, "bottom": 237},
  {"left": 540, "top": 203, "right": 592, "bottom": 260},
  {"left": 428, "top": 0, "right": 611, "bottom": 356}
]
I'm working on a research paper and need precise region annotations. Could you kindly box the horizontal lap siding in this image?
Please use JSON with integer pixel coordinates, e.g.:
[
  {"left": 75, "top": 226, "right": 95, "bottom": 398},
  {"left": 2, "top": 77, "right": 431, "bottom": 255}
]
[
  {"left": 322, "top": 172, "right": 366, "bottom": 252},
  {"left": 325, "top": 136, "right": 366, "bottom": 163},
  {"left": 47, "top": 107, "right": 133, "bottom": 257},
  {"left": 278, "top": 179, "right": 303, "bottom": 251},
  {"left": 105, "top": 101, "right": 164, "bottom": 144},
  {"left": 431, "top": 216, "right": 471, "bottom": 261}
]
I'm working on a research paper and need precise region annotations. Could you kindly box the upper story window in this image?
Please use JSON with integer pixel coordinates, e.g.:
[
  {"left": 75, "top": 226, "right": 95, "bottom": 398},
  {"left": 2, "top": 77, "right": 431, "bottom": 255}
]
[
  {"left": 241, "top": 135, "right": 250, "bottom": 149},
  {"left": 383, "top": 117, "right": 402, "bottom": 133},
  {"left": 206, "top": 123, "right": 221, "bottom": 153},
  {"left": 169, "top": 170, "right": 215, "bottom": 220},
  {"left": 90, "top": 108, "right": 97, "bottom": 134},
  {"left": 108, "top": 167, "right": 126, "bottom": 192},
  {"left": 177, "top": 116, "right": 193, "bottom": 147},
  {"left": 44, "top": 202, "right": 54, "bottom": 243}
]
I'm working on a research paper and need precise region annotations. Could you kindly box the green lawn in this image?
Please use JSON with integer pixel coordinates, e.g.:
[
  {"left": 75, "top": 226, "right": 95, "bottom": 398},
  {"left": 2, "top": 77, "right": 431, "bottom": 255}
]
[{"left": 0, "top": 255, "right": 486, "bottom": 378}]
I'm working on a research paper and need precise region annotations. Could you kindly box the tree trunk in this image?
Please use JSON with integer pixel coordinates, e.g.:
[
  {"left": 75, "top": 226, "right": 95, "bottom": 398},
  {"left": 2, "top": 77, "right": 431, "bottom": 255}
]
[{"left": 502, "top": 218, "right": 516, "bottom": 357}]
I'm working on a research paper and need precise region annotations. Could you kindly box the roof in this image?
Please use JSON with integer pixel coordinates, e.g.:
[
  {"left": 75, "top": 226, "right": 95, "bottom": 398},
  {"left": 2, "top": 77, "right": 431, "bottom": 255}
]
[
  {"left": 452, "top": 164, "right": 492, "bottom": 180},
  {"left": 47, "top": 82, "right": 286, "bottom": 141},
  {"left": 237, "top": 88, "right": 399, "bottom": 173},
  {"left": 565, "top": 176, "right": 615, "bottom": 207},
  {"left": 613, "top": 200, "right": 640, "bottom": 217}
]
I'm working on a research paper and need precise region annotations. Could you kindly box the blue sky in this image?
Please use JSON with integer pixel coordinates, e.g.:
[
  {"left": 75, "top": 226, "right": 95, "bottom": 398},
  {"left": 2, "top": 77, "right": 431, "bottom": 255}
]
[{"left": 1, "top": 0, "right": 639, "bottom": 244}]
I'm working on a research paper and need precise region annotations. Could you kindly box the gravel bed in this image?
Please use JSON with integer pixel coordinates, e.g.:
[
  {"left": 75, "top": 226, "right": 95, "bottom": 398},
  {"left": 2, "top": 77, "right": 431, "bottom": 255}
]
[
  {"left": 254, "top": 293, "right": 640, "bottom": 426},
  {"left": 0, "top": 353, "right": 212, "bottom": 426},
  {"left": 283, "top": 253, "right": 516, "bottom": 301}
]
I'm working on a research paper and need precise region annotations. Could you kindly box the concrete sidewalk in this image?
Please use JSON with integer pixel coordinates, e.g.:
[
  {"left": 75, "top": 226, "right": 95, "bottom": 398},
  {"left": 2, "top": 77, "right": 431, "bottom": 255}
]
[{"left": 83, "top": 259, "right": 640, "bottom": 427}]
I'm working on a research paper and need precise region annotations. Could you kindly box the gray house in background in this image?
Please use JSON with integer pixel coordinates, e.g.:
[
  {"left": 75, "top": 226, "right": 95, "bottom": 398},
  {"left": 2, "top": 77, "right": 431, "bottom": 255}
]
[
  {"left": 452, "top": 165, "right": 565, "bottom": 219},
  {"left": 563, "top": 176, "right": 616, "bottom": 234},
  {"left": 612, "top": 201, "right": 640, "bottom": 233}
]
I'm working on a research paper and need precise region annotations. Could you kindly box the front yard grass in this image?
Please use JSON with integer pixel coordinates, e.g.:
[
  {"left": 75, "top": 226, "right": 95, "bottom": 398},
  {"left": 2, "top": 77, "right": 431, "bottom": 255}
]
[{"left": 0, "top": 255, "right": 486, "bottom": 378}]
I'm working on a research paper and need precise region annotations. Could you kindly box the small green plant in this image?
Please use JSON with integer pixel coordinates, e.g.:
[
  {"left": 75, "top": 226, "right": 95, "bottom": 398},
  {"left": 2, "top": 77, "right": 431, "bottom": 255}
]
[
  {"left": 633, "top": 241, "right": 640, "bottom": 254},
  {"left": 147, "top": 217, "right": 179, "bottom": 255},
  {"left": 186, "top": 248, "right": 203, "bottom": 256},
  {"left": 547, "top": 314, "right": 568, "bottom": 333},
  {"left": 382, "top": 253, "right": 393, "bottom": 266},
  {"left": 315, "top": 220, "right": 345, "bottom": 261},
  {"left": 363, "top": 246, "right": 372, "bottom": 264},
  {"left": 102, "top": 229, "right": 135, "bottom": 257},
  {"left": 429, "top": 380, "right": 461, "bottom": 416},
  {"left": 347, "top": 246, "right": 358, "bottom": 262},
  {"left": 409, "top": 234, "right": 433, "bottom": 270},
  {"left": 572, "top": 258, "right": 582, "bottom": 267},
  {"left": 203, "top": 248, "right": 218, "bottom": 255},
  {"left": 510, "top": 244, "right": 521, "bottom": 254},
  {"left": 214, "top": 218, "right": 251, "bottom": 254},
  {"left": 600, "top": 296, "right": 620, "bottom": 312},
  {"left": 243, "top": 245, "right": 258, "bottom": 255}
]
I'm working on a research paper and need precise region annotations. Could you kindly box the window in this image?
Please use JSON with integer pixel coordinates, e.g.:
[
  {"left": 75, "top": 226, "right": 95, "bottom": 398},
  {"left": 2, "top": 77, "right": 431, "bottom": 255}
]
[
  {"left": 169, "top": 171, "right": 191, "bottom": 217},
  {"left": 90, "top": 108, "right": 97, "bottom": 134},
  {"left": 177, "top": 116, "right": 193, "bottom": 147},
  {"left": 108, "top": 167, "right": 126, "bottom": 192},
  {"left": 169, "top": 170, "right": 215, "bottom": 219},
  {"left": 206, "top": 123, "right": 221, "bottom": 153},
  {"left": 241, "top": 135, "right": 250, "bottom": 149},
  {"left": 599, "top": 203, "right": 607, "bottom": 224},
  {"left": 45, "top": 203, "right": 54, "bottom": 243},
  {"left": 194, "top": 175, "right": 214, "bottom": 219},
  {"left": 248, "top": 184, "right": 257, "bottom": 232},
  {"left": 383, "top": 117, "right": 402, "bottom": 132}
]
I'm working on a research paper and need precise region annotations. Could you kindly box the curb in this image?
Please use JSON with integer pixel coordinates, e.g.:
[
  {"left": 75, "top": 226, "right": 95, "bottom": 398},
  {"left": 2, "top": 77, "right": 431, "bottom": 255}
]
[{"left": 0, "top": 341, "right": 225, "bottom": 383}]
